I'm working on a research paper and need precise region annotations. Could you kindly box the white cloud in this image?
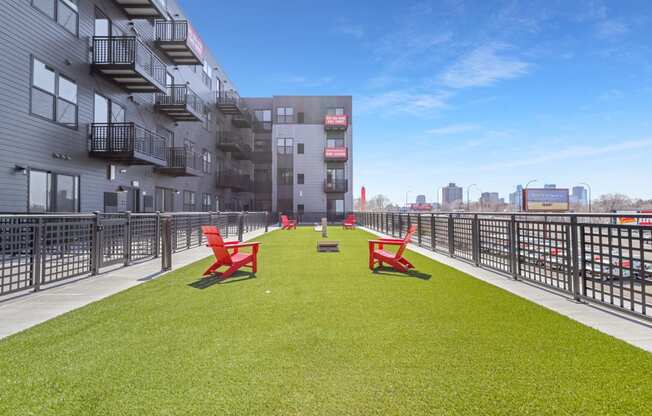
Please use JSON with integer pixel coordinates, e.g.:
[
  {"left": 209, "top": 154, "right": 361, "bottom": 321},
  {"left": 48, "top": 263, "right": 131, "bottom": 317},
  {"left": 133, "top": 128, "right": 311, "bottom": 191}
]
[
  {"left": 596, "top": 20, "right": 629, "bottom": 39},
  {"left": 439, "top": 43, "right": 530, "bottom": 89},
  {"left": 426, "top": 124, "right": 479, "bottom": 136},
  {"left": 332, "top": 21, "right": 365, "bottom": 39},
  {"left": 356, "top": 90, "right": 450, "bottom": 117},
  {"left": 478, "top": 139, "right": 652, "bottom": 171}
]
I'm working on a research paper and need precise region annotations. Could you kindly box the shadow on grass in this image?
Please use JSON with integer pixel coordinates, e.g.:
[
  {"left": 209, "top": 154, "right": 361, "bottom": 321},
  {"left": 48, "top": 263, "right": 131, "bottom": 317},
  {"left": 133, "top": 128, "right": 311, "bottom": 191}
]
[
  {"left": 188, "top": 272, "right": 257, "bottom": 289},
  {"left": 372, "top": 266, "right": 432, "bottom": 281}
]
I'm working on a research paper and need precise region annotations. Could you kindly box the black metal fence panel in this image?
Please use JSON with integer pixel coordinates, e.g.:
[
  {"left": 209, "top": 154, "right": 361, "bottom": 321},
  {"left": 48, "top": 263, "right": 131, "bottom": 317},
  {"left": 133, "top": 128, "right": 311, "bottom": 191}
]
[{"left": 356, "top": 211, "right": 652, "bottom": 321}]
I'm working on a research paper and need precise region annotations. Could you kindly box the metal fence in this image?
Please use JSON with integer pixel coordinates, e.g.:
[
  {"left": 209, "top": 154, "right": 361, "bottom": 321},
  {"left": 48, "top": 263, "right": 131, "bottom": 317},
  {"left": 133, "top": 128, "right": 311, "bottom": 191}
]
[
  {"left": 0, "top": 212, "right": 269, "bottom": 297},
  {"left": 357, "top": 211, "right": 652, "bottom": 321}
]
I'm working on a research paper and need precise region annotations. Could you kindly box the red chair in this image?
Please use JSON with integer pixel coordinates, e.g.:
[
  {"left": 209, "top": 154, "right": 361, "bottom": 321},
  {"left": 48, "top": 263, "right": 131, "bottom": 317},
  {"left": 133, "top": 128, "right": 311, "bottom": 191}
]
[
  {"left": 343, "top": 214, "right": 356, "bottom": 229},
  {"left": 280, "top": 215, "right": 297, "bottom": 230},
  {"left": 202, "top": 226, "right": 260, "bottom": 280},
  {"left": 368, "top": 225, "right": 417, "bottom": 273}
]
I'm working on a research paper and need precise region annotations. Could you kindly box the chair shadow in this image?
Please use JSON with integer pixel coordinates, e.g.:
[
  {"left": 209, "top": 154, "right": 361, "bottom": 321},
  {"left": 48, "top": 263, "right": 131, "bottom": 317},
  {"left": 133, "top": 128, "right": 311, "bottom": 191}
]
[
  {"left": 372, "top": 266, "right": 432, "bottom": 281},
  {"left": 188, "top": 271, "right": 257, "bottom": 289}
]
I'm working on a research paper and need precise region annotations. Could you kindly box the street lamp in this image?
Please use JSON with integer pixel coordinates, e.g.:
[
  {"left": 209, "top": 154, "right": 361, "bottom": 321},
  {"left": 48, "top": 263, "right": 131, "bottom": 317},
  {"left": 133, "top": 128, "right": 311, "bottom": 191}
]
[
  {"left": 467, "top": 184, "right": 480, "bottom": 211},
  {"left": 525, "top": 179, "right": 538, "bottom": 189},
  {"left": 405, "top": 190, "right": 412, "bottom": 211},
  {"left": 521, "top": 180, "right": 538, "bottom": 212},
  {"left": 580, "top": 182, "right": 592, "bottom": 213},
  {"left": 436, "top": 186, "right": 444, "bottom": 211}
]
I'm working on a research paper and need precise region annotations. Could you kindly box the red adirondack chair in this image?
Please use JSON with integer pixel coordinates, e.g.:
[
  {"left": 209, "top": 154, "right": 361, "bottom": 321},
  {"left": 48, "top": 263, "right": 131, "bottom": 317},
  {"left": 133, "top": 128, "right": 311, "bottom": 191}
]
[
  {"left": 280, "top": 215, "right": 297, "bottom": 230},
  {"left": 343, "top": 214, "right": 356, "bottom": 229},
  {"left": 202, "top": 226, "right": 260, "bottom": 280},
  {"left": 368, "top": 224, "right": 417, "bottom": 273}
]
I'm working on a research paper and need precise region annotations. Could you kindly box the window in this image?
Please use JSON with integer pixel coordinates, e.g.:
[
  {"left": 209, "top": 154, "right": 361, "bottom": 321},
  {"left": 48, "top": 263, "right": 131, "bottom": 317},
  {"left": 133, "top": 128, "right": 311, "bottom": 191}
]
[
  {"left": 278, "top": 169, "right": 293, "bottom": 185},
  {"left": 255, "top": 110, "right": 271, "bottom": 122},
  {"left": 183, "top": 191, "right": 196, "bottom": 211},
  {"left": 31, "top": 57, "right": 77, "bottom": 128},
  {"left": 277, "top": 107, "right": 294, "bottom": 123},
  {"left": 277, "top": 138, "right": 293, "bottom": 154},
  {"left": 297, "top": 112, "right": 304, "bottom": 124},
  {"left": 155, "top": 187, "right": 175, "bottom": 212},
  {"left": 297, "top": 143, "right": 304, "bottom": 154},
  {"left": 29, "top": 170, "right": 79, "bottom": 212},
  {"left": 297, "top": 204, "right": 305, "bottom": 214},
  {"left": 107, "top": 165, "right": 116, "bottom": 181},
  {"left": 93, "top": 93, "right": 124, "bottom": 124},
  {"left": 202, "top": 150, "right": 212, "bottom": 173},
  {"left": 202, "top": 193, "right": 213, "bottom": 211},
  {"left": 327, "top": 107, "right": 345, "bottom": 116},
  {"left": 202, "top": 60, "right": 212, "bottom": 89},
  {"left": 33, "top": 0, "right": 78, "bottom": 35},
  {"left": 327, "top": 138, "right": 345, "bottom": 148},
  {"left": 297, "top": 173, "right": 304, "bottom": 185}
]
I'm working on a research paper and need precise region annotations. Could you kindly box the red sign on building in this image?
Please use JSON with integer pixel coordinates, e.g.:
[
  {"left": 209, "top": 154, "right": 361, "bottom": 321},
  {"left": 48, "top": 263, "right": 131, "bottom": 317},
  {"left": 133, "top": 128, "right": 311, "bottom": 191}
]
[
  {"left": 324, "top": 147, "right": 348, "bottom": 160},
  {"left": 324, "top": 115, "right": 348, "bottom": 129},
  {"left": 187, "top": 22, "right": 205, "bottom": 60}
]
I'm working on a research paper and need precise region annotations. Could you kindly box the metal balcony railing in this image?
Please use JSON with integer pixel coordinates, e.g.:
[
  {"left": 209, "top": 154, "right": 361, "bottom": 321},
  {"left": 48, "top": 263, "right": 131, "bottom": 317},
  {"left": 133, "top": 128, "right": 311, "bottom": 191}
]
[
  {"left": 89, "top": 123, "right": 167, "bottom": 165},
  {"left": 324, "top": 179, "right": 348, "bottom": 193},
  {"left": 155, "top": 85, "right": 205, "bottom": 119},
  {"left": 166, "top": 147, "right": 201, "bottom": 170}
]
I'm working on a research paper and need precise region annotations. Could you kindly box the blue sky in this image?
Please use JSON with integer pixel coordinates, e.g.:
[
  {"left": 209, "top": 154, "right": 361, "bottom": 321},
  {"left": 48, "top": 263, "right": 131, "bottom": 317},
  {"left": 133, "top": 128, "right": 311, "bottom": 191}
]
[{"left": 181, "top": 0, "right": 652, "bottom": 204}]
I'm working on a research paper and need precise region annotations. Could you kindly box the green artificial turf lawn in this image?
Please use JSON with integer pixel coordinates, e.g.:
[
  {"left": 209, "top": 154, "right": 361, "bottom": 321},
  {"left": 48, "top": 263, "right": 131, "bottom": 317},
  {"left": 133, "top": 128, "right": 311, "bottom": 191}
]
[{"left": 1, "top": 228, "right": 651, "bottom": 415}]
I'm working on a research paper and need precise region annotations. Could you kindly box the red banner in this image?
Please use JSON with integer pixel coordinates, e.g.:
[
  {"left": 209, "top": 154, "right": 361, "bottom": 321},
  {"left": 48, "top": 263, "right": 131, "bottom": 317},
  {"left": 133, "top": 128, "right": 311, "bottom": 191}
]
[
  {"left": 324, "top": 147, "right": 347, "bottom": 160},
  {"left": 325, "top": 115, "right": 348, "bottom": 127},
  {"left": 186, "top": 22, "right": 204, "bottom": 60}
]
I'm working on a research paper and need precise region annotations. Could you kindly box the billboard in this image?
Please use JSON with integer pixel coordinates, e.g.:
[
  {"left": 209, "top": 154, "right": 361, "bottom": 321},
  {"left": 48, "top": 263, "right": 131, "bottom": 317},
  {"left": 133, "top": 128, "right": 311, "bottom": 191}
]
[
  {"left": 523, "top": 188, "right": 569, "bottom": 212},
  {"left": 616, "top": 210, "right": 652, "bottom": 227}
]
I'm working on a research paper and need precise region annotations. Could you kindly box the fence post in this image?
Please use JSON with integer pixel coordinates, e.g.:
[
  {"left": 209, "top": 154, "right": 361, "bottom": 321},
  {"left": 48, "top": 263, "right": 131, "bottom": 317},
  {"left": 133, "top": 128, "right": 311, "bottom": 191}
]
[
  {"left": 398, "top": 214, "right": 403, "bottom": 238},
  {"left": 510, "top": 214, "right": 518, "bottom": 280},
  {"left": 186, "top": 215, "right": 191, "bottom": 249},
  {"left": 238, "top": 213, "right": 244, "bottom": 242},
  {"left": 473, "top": 214, "right": 480, "bottom": 266},
  {"left": 417, "top": 214, "right": 422, "bottom": 246},
  {"left": 570, "top": 215, "right": 581, "bottom": 300},
  {"left": 431, "top": 214, "right": 436, "bottom": 251},
  {"left": 32, "top": 218, "right": 43, "bottom": 292},
  {"left": 264, "top": 212, "right": 269, "bottom": 232},
  {"left": 124, "top": 211, "right": 132, "bottom": 266},
  {"left": 161, "top": 215, "right": 172, "bottom": 271},
  {"left": 448, "top": 214, "right": 455, "bottom": 257},
  {"left": 91, "top": 211, "right": 101, "bottom": 275},
  {"left": 154, "top": 211, "right": 161, "bottom": 258}
]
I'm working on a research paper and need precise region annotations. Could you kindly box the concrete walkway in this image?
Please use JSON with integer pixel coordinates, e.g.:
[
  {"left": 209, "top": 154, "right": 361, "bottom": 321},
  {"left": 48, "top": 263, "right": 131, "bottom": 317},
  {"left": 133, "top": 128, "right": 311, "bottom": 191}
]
[
  {"left": 362, "top": 227, "right": 652, "bottom": 353},
  {"left": 0, "top": 228, "right": 274, "bottom": 340}
]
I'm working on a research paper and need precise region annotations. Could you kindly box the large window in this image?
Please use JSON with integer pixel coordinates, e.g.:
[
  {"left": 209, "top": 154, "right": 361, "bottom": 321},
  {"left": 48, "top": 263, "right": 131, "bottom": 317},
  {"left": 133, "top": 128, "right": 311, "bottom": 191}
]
[
  {"left": 93, "top": 93, "right": 124, "bottom": 124},
  {"left": 202, "top": 193, "right": 213, "bottom": 211},
  {"left": 277, "top": 107, "right": 294, "bottom": 123},
  {"left": 278, "top": 169, "right": 293, "bottom": 185},
  {"left": 255, "top": 109, "right": 271, "bottom": 122},
  {"left": 277, "top": 138, "right": 293, "bottom": 154},
  {"left": 183, "top": 191, "right": 196, "bottom": 211},
  {"left": 155, "top": 187, "right": 175, "bottom": 212},
  {"left": 327, "top": 138, "right": 345, "bottom": 148},
  {"left": 31, "top": 57, "right": 77, "bottom": 128},
  {"left": 202, "top": 150, "right": 212, "bottom": 173},
  {"left": 32, "top": 0, "right": 78, "bottom": 35},
  {"left": 29, "top": 170, "right": 79, "bottom": 212},
  {"left": 327, "top": 107, "right": 345, "bottom": 116}
]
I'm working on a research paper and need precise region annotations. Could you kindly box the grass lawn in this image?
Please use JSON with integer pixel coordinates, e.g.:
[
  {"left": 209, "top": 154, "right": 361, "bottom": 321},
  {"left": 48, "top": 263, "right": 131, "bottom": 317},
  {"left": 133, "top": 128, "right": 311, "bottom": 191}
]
[{"left": 1, "top": 227, "right": 651, "bottom": 415}]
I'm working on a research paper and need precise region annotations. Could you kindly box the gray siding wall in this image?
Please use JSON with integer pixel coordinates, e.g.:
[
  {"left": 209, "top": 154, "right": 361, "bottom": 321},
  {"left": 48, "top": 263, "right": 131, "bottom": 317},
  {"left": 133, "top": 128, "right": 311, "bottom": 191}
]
[{"left": 0, "top": 0, "right": 245, "bottom": 213}]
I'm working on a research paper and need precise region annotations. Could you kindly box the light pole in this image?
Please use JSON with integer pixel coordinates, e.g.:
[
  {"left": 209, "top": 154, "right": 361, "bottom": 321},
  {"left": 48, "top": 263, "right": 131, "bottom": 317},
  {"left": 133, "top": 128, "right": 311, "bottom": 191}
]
[
  {"left": 436, "top": 186, "right": 444, "bottom": 211},
  {"left": 580, "top": 182, "right": 592, "bottom": 213},
  {"left": 525, "top": 179, "right": 538, "bottom": 189},
  {"left": 405, "top": 190, "right": 412, "bottom": 211},
  {"left": 467, "top": 184, "right": 480, "bottom": 211}
]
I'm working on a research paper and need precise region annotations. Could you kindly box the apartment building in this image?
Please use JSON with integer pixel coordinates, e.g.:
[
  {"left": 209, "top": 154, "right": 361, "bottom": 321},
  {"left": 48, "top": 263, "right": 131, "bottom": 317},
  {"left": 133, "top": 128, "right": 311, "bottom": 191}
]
[{"left": 0, "top": 0, "right": 352, "bottom": 215}]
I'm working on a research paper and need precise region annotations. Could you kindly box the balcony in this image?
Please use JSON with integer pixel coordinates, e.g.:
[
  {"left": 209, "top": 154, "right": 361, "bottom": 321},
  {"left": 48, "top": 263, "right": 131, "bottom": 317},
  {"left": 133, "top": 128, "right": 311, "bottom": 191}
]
[
  {"left": 324, "top": 179, "right": 348, "bottom": 193},
  {"left": 217, "top": 132, "right": 252, "bottom": 160},
  {"left": 217, "top": 172, "right": 252, "bottom": 192},
  {"left": 231, "top": 111, "right": 253, "bottom": 128},
  {"left": 89, "top": 123, "right": 167, "bottom": 167},
  {"left": 216, "top": 91, "right": 244, "bottom": 115},
  {"left": 154, "top": 20, "right": 203, "bottom": 65},
  {"left": 324, "top": 147, "right": 348, "bottom": 162},
  {"left": 111, "top": 0, "right": 167, "bottom": 19},
  {"left": 155, "top": 85, "right": 205, "bottom": 122},
  {"left": 155, "top": 148, "right": 202, "bottom": 177},
  {"left": 324, "top": 114, "right": 348, "bottom": 131},
  {"left": 92, "top": 36, "right": 166, "bottom": 93}
]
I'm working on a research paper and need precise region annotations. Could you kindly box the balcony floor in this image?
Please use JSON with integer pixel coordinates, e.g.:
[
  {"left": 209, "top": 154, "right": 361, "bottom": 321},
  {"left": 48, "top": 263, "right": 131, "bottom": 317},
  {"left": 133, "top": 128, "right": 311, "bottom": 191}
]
[{"left": 0, "top": 228, "right": 650, "bottom": 414}]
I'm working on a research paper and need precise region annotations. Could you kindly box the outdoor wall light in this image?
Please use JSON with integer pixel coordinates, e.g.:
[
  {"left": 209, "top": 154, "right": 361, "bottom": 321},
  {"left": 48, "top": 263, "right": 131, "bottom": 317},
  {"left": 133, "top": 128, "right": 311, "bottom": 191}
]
[
  {"left": 120, "top": 169, "right": 128, "bottom": 174},
  {"left": 14, "top": 165, "right": 27, "bottom": 175}
]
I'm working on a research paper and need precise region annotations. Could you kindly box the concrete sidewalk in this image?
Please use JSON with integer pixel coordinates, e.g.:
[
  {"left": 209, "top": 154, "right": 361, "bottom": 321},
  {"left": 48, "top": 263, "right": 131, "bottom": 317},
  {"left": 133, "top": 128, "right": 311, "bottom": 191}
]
[
  {"left": 362, "top": 226, "right": 652, "bottom": 353},
  {"left": 0, "top": 228, "right": 274, "bottom": 340}
]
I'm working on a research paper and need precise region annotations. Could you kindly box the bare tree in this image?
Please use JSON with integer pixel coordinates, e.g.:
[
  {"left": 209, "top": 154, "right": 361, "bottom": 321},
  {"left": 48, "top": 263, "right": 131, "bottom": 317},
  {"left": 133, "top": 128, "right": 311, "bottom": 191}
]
[
  {"left": 592, "top": 193, "right": 633, "bottom": 212},
  {"left": 366, "top": 194, "right": 392, "bottom": 212}
]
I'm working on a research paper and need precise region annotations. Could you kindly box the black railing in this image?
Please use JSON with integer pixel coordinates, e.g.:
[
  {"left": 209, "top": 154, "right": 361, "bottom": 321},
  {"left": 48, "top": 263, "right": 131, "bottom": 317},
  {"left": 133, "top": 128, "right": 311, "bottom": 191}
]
[
  {"left": 165, "top": 147, "right": 201, "bottom": 171},
  {"left": 155, "top": 20, "right": 188, "bottom": 42},
  {"left": 0, "top": 212, "right": 269, "bottom": 297},
  {"left": 90, "top": 123, "right": 167, "bottom": 162},
  {"left": 217, "top": 90, "right": 241, "bottom": 106},
  {"left": 156, "top": 85, "right": 204, "bottom": 115},
  {"left": 357, "top": 211, "right": 652, "bottom": 321},
  {"left": 324, "top": 179, "right": 348, "bottom": 193},
  {"left": 217, "top": 171, "right": 252, "bottom": 191},
  {"left": 92, "top": 36, "right": 166, "bottom": 86}
]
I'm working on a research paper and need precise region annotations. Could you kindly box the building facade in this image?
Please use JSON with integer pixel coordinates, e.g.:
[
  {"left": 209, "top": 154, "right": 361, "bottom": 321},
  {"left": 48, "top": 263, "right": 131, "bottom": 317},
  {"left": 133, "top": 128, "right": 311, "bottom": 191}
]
[
  {"left": 0, "top": 0, "right": 352, "bottom": 215},
  {"left": 442, "top": 183, "right": 463, "bottom": 210},
  {"left": 570, "top": 186, "right": 588, "bottom": 207}
]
